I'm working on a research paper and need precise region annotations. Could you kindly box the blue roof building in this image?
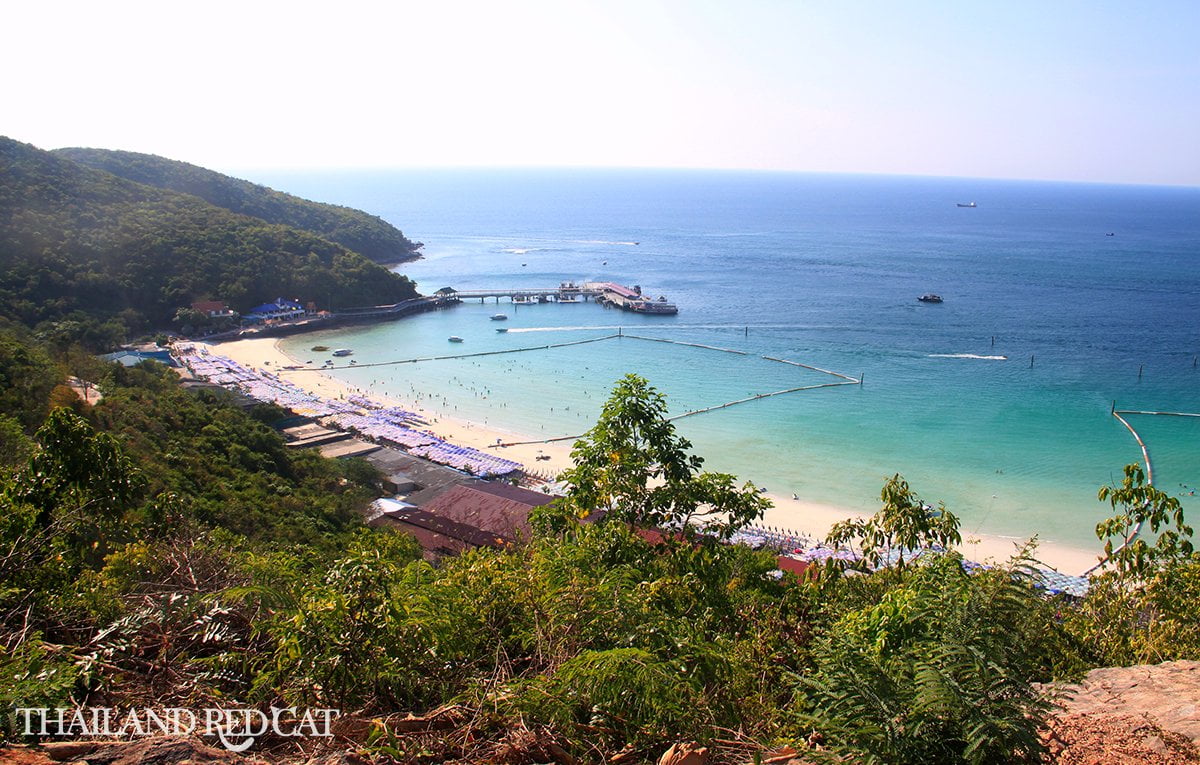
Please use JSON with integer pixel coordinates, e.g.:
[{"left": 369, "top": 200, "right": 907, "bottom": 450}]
[
  {"left": 99, "top": 349, "right": 179, "bottom": 368},
  {"left": 245, "top": 297, "right": 306, "bottom": 322}
]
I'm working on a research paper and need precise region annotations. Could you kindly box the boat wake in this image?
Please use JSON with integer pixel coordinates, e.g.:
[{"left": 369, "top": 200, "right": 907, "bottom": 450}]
[
  {"left": 500, "top": 247, "right": 559, "bottom": 255},
  {"left": 928, "top": 353, "right": 1009, "bottom": 361}
]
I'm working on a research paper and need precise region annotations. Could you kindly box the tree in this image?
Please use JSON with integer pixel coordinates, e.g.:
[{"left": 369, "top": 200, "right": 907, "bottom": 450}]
[
  {"left": 0, "top": 415, "right": 33, "bottom": 473},
  {"left": 7, "top": 407, "right": 144, "bottom": 546},
  {"left": 1094, "top": 463, "right": 1193, "bottom": 581},
  {"left": 554, "top": 374, "right": 769, "bottom": 539},
  {"left": 0, "top": 329, "right": 61, "bottom": 432},
  {"left": 826, "top": 474, "right": 962, "bottom": 572},
  {"left": 1060, "top": 464, "right": 1198, "bottom": 668}
]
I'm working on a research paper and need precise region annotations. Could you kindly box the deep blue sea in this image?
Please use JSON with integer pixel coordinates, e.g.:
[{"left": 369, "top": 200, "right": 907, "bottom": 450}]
[{"left": 248, "top": 169, "right": 1200, "bottom": 551}]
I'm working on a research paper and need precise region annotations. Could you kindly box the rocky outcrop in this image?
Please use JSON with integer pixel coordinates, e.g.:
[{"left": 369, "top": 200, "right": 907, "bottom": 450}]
[{"left": 1043, "top": 660, "right": 1200, "bottom": 764}]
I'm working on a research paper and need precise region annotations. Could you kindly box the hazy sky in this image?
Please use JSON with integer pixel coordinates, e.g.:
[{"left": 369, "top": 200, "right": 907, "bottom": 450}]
[{"left": 5, "top": 0, "right": 1198, "bottom": 185}]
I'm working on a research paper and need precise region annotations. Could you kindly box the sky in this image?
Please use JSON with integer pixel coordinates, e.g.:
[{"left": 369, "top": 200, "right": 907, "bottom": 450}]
[{"left": 4, "top": 0, "right": 1198, "bottom": 185}]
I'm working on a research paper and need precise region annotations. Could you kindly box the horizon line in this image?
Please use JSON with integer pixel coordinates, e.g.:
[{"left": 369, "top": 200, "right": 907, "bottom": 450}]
[{"left": 225, "top": 163, "right": 1200, "bottom": 191}]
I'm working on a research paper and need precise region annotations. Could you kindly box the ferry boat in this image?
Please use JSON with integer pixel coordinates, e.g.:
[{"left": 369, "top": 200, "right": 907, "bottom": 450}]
[
  {"left": 491, "top": 313, "right": 508, "bottom": 321},
  {"left": 917, "top": 294, "right": 944, "bottom": 303},
  {"left": 331, "top": 348, "right": 353, "bottom": 357},
  {"left": 628, "top": 296, "right": 679, "bottom": 315},
  {"left": 448, "top": 336, "right": 464, "bottom": 343}
]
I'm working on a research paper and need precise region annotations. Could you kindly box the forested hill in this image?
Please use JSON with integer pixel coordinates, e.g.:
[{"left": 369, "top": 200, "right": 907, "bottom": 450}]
[
  {"left": 54, "top": 146, "right": 422, "bottom": 265},
  {"left": 0, "top": 137, "right": 419, "bottom": 345}
]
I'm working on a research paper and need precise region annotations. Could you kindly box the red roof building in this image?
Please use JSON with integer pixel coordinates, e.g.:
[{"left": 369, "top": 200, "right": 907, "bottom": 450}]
[
  {"left": 190, "top": 300, "right": 237, "bottom": 318},
  {"left": 418, "top": 482, "right": 558, "bottom": 543}
]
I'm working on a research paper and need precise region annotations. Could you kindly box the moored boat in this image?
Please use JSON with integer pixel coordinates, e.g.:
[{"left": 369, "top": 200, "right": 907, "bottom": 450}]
[
  {"left": 448, "top": 336, "right": 464, "bottom": 343},
  {"left": 918, "top": 294, "right": 944, "bottom": 303},
  {"left": 332, "top": 348, "right": 353, "bottom": 357},
  {"left": 491, "top": 313, "right": 508, "bottom": 320},
  {"left": 628, "top": 295, "right": 678, "bottom": 315}
]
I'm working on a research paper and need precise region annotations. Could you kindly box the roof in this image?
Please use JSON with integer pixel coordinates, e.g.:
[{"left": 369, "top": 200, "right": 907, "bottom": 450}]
[
  {"left": 363, "top": 447, "right": 480, "bottom": 503},
  {"left": 191, "top": 300, "right": 230, "bottom": 313},
  {"left": 247, "top": 297, "right": 304, "bottom": 315},
  {"left": 99, "top": 349, "right": 179, "bottom": 368},
  {"left": 602, "top": 283, "right": 640, "bottom": 299},
  {"left": 318, "top": 440, "right": 381, "bottom": 459},
  {"left": 420, "top": 482, "right": 556, "bottom": 539},
  {"left": 377, "top": 503, "right": 508, "bottom": 549},
  {"left": 775, "top": 556, "right": 814, "bottom": 577}
]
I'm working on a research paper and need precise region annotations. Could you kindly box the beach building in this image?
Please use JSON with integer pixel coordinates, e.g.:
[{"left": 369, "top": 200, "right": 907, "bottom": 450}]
[
  {"left": 99, "top": 349, "right": 179, "bottom": 367},
  {"left": 368, "top": 499, "right": 509, "bottom": 558},
  {"left": 368, "top": 481, "right": 557, "bottom": 560},
  {"left": 318, "top": 440, "right": 381, "bottom": 459},
  {"left": 279, "top": 421, "right": 351, "bottom": 449},
  {"left": 365, "top": 447, "right": 460, "bottom": 498},
  {"left": 190, "top": 300, "right": 238, "bottom": 319},
  {"left": 244, "top": 297, "right": 306, "bottom": 323},
  {"left": 418, "top": 482, "right": 557, "bottom": 542}
]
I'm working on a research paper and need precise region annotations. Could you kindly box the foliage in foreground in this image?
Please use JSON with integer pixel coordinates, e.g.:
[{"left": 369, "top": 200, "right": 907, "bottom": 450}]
[{"left": 0, "top": 337, "right": 1196, "bottom": 763}]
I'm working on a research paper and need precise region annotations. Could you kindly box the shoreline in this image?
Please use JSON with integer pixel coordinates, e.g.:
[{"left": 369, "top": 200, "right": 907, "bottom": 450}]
[{"left": 209, "top": 335, "right": 1103, "bottom": 575}]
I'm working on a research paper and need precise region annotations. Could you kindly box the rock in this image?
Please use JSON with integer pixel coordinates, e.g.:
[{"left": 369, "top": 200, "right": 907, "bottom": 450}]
[
  {"left": 1046, "top": 660, "right": 1200, "bottom": 747},
  {"left": 658, "top": 742, "right": 708, "bottom": 765},
  {"left": 1041, "top": 713, "right": 1200, "bottom": 765},
  {"left": 56, "top": 736, "right": 253, "bottom": 765},
  {"left": 41, "top": 741, "right": 101, "bottom": 761}
]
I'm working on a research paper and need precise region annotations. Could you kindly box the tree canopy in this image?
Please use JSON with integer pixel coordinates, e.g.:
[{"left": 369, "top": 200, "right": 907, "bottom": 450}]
[
  {"left": 0, "top": 137, "right": 419, "bottom": 346},
  {"left": 54, "top": 147, "right": 422, "bottom": 265},
  {"left": 555, "top": 374, "right": 770, "bottom": 539}
]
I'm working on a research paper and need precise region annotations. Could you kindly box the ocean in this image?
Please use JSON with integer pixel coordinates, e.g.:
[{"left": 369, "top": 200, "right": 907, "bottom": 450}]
[{"left": 249, "top": 168, "right": 1200, "bottom": 551}]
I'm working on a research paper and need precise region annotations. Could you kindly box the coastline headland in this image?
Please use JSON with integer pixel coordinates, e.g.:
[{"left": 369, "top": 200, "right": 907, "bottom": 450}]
[{"left": 203, "top": 295, "right": 459, "bottom": 342}]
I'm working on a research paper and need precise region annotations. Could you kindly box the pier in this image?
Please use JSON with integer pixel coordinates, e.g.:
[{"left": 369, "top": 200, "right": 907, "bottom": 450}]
[
  {"left": 450, "top": 284, "right": 600, "bottom": 302},
  {"left": 449, "top": 281, "right": 678, "bottom": 315}
]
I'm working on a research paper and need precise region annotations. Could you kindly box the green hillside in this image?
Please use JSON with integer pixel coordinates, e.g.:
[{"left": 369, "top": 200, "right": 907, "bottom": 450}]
[
  {"left": 0, "top": 137, "right": 419, "bottom": 342},
  {"left": 55, "top": 146, "right": 421, "bottom": 265}
]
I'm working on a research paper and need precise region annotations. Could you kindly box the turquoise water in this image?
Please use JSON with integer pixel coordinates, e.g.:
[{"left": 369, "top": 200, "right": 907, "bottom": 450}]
[{"left": 257, "top": 169, "right": 1200, "bottom": 549}]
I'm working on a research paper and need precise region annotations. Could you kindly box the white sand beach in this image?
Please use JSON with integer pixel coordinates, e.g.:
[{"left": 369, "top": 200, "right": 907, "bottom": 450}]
[{"left": 209, "top": 336, "right": 1103, "bottom": 575}]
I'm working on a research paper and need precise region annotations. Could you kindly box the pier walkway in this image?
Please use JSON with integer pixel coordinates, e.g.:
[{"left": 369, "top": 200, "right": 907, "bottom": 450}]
[
  {"left": 449, "top": 284, "right": 601, "bottom": 302},
  {"left": 447, "top": 282, "right": 678, "bottom": 314}
]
